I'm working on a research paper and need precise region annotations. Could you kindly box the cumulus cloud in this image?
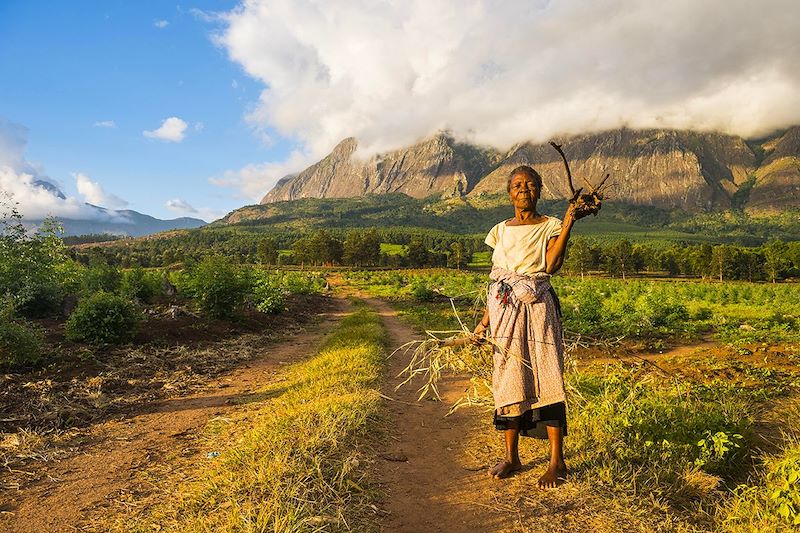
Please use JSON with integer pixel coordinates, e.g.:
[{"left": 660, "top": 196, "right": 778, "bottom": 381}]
[
  {"left": 154, "top": 19, "right": 169, "bottom": 29},
  {"left": 165, "top": 198, "right": 224, "bottom": 222},
  {"left": 93, "top": 120, "right": 117, "bottom": 128},
  {"left": 0, "top": 119, "right": 131, "bottom": 222},
  {"left": 215, "top": 0, "right": 800, "bottom": 196},
  {"left": 143, "top": 117, "right": 188, "bottom": 142},
  {"left": 74, "top": 172, "right": 128, "bottom": 208}
]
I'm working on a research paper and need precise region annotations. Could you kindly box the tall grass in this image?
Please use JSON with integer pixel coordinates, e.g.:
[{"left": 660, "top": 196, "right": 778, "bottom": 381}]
[{"left": 112, "top": 306, "right": 387, "bottom": 532}]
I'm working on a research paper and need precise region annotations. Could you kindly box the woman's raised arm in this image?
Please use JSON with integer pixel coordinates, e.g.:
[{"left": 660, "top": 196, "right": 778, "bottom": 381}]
[{"left": 544, "top": 205, "right": 577, "bottom": 274}]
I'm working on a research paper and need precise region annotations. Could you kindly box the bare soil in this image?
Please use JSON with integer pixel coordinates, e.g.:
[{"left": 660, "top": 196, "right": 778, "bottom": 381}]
[
  {"left": 0, "top": 296, "right": 350, "bottom": 532},
  {"left": 366, "top": 297, "right": 517, "bottom": 532}
]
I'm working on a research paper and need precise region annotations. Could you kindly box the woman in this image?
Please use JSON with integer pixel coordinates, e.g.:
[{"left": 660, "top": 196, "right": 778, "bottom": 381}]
[{"left": 473, "top": 164, "right": 586, "bottom": 488}]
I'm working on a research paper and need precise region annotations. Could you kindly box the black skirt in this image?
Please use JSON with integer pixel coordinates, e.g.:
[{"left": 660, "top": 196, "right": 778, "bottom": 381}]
[{"left": 493, "top": 401, "right": 567, "bottom": 439}]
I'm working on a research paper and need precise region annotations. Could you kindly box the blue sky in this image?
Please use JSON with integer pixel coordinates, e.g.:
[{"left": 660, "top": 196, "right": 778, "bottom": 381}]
[{"left": 0, "top": 1, "right": 294, "bottom": 221}]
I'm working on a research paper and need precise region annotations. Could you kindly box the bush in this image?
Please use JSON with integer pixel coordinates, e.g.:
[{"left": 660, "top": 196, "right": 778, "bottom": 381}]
[
  {"left": 81, "top": 260, "right": 122, "bottom": 294},
  {"left": 119, "top": 266, "right": 160, "bottom": 303},
  {"left": 0, "top": 318, "right": 45, "bottom": 369},
  {"left": 412, "top": 282, "right": 436, "bottom": 302},
  {"left": 184, "top": 256, "right": 249, "bottom": 318},
  {"left": 65, "top": 291, "right": 141, "bottom": 345},
  {"left": 252, "top": 278, "right": 286, "bottom": 314},
  {"left": 15, "top": 280, "right": 64, "bottom": 318}
]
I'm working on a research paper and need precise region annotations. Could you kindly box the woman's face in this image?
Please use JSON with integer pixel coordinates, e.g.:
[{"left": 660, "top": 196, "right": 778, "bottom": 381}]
[{"left": 508, "top": 172, "right": 539, "bottom": 210}]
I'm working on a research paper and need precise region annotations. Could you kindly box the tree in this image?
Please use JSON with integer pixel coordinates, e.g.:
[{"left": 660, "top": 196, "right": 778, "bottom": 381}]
[
  {"left": 447, "top": 241, "right": 469, "bottom": 269},
  {"left": 406, "top": 238, "right": 428, "bottom": 267},
  {"left": 343, "top": 229, "right": 381, "bottom": 266},
  {"left": 0, "top": 194, "right": 68, "bottom": 317},
  {"left": 710, "top": 244, "right": 738, "bottom": 281},
  {"left": 763, "top": 239, "right": 790, "bottom": 283},
  {"left": 603, "top": 240, "right": 633, "bottom": 280},
  {"left": 257, "top": 237, "right": 279, "bottom": 265},
  {"left": 292, "top": 230, "right": 342, "bottom": 266},
  {"left": 565, "top": 237, "right": 596, "bottom": 279}
]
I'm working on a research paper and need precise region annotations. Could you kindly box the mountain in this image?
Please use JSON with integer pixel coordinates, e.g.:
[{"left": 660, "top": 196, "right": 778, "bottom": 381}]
[
  {"left": 29, "top": 204, "right": 205, "bottom": 237},
  {"left": 259, "top": 127, "right": 800, "bottom": 212},
  {"left": 262, "top": 134, "right": 501, "bottom": 203}
]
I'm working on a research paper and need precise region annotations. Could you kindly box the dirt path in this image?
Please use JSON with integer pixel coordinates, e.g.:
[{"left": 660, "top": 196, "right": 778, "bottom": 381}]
[
  {"left": 1, "top": 298, "right": 351, "bottom": 533},
  {"left": 366, "top": 297, "right": 515, "bottom": 533}
]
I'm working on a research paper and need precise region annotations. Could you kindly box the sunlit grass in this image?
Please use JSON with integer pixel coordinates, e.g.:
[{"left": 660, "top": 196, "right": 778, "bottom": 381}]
[{"left": 106, "top": 306, "right": 387, "bottom": 532}]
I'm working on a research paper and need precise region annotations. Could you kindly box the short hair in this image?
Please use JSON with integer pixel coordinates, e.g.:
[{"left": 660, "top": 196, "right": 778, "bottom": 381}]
[{"left": 507, "top": 165, "right": 543, "bottom": 193}]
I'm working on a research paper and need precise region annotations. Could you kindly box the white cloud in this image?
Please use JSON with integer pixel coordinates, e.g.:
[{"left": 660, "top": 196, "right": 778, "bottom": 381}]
[
  {"left": 154, "top": 19, "right": 169, "bottom": 29},
  {"left": 93, "top": 120, "right": 117, "bottom": 128},
  {"left": 143, "top": 116, "right": 188, "bottom": 142},
  {"left": 0, "top": 119, "right": 132, "bottom": 222},
  {"left": 165, "top": 198, "right": 224, "bottom": 222},
  {"left": 165, "top": 198, "right": 197, "bottom": 213},
  {"left": 74, "top": 172, "right": 128, "bottom": 208},
  {"left": 194, "top": 121, "right": 205, "bottom": 131},
  {"left": 209, "top": 149, "right": 312, "bottom": 201},
  {"left": 214, "top": 0, "right": 800, "bottom": 196}
]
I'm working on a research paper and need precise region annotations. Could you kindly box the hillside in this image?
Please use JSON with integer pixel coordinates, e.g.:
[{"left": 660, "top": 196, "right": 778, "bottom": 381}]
[
  {"left": 259, "top": 127, "right": 800, "bottom": 212},
  {"left": 217, "top": 194, "right": 800, "bottom": 246}
]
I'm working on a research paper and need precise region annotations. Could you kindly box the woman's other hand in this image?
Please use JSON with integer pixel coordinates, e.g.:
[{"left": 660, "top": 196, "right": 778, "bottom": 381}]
[{"left": 472, "top": 322, "right": 488, "bottom": 343}]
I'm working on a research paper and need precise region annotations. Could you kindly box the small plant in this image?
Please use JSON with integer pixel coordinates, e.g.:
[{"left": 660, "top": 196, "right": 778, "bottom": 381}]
[
  {"left": 184, "top": 256, "right": 249, "bottom": 318},
  {"left": 411, "top": 282, "right": 436, "bottom": 302},
  {"left": 695, "top": 430, "right": 744, "bottom": 471},
  {"left": 252, "top": 277, "right": 286, "bottom": 314},
  {"left": 0, "top": 308, "right": 45, "bottom": 368},
  {"left": 65, "top": 291, "right": 141, "bottom": 345}
]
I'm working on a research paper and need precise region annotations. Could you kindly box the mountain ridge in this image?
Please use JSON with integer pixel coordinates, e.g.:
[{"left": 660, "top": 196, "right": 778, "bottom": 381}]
[{"left": 260, "top": 127, "right": 800, "bottom": 212}]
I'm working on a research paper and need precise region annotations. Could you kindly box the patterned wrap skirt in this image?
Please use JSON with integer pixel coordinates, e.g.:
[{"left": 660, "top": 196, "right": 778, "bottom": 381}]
[{"left": 487, "top": 266, "right": 567, "bottom": 438}]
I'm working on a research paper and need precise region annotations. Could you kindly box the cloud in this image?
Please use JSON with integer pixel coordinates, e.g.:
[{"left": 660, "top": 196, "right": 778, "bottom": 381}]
[
  {"left": 215, "top": 0, "right": 800, "bottom": 195},
  {"left": 143, "top": 117, "right": 188, "bottom": 142},
  {"left": 165, "top": 198, "right": 197, "bottom": 213},
  {"left": 93, "top": 120, "right": 117, "bottom": 128},
  {"left": 154, "top": 19, "right": 169, "bottom": 29},
  {"left": 209, "top": 149, "right": 311, "bottom": 201},
  {"left": 165, "top": 198, "right": 224, "bottom": 222},
  {"left": 74, "top": 172, "right": 128, "bottom": 208},
  {"left": 0, "top": 119, "right": 131, "bottom": 222}
]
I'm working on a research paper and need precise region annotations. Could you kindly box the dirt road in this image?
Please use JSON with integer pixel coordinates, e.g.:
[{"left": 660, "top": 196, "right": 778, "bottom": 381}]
[
  {"left": 366, "top": 297, "right": 516, "bottom": 533},
  {"left": 1, "top": 299, "right": 350, "bottom": 533}
]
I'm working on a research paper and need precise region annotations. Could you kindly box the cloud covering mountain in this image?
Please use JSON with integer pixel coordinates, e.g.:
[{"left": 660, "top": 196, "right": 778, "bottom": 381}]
[{"left": 217, "top": 0, "right": 800, "bottom": 197}]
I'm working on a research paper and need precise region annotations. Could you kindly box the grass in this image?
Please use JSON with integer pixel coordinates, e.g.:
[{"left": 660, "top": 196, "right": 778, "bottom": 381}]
[{"left": 100, "top": 305, "right": 388, "bottom": 532}]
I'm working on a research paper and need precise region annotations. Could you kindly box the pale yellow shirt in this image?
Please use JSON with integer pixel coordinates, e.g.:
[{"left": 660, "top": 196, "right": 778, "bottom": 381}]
[{"left": 484, "top": 216, "right": 563, "bottom": 275}]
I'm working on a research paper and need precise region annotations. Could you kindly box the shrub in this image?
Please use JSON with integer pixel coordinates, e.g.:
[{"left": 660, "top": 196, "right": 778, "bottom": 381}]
[
  {"left": 119, "top": 266, "right": 160, "bottom": 302},
  {"left": 412, "top": 282, "right": 436, "bottom": 302},
  {"left": 14, "top": 280, "right": 64, "bottom": 318},
  {"left": 184, "top": 256, "right": 249, "bottom": 318},
  {"left": 65, "top": 291, "right": 141, "bottom": 345},
  {"left": 0, "top": 318, "right": 45, "bottom": 369},
  {"left": 252, "top": 278, "right": 286, "bottom": 314},
  {"left": 81, "top": 260, "right": 122, "bottom": 294}
]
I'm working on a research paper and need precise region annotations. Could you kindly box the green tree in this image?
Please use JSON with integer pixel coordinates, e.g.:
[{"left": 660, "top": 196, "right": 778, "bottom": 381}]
[
  {"left": 763, "top": 239, "right": 790, "bottom": 283},
  {"left": 447, "top": 241, "right": 469, "bottom": 269},
  {"left": 565, "top": 237, "right": 596, "bottom": 279},
  {"left": 710, "top": 244, "right": 738, "bottom": 282},
  {"left": 406, "top": 238, "right": 429, "bottom": 267},
  {"left": 257, "top": 237, "right": 279, "bottom": 265},
  {"left": 0, "top": 195, "right": 68, "bottom": 317},
  {"left": 603, "top": 240, "right": 633, "bottom": 280},
  {"left": 343, "top": 229, "right": 381, "bottom": 266}
]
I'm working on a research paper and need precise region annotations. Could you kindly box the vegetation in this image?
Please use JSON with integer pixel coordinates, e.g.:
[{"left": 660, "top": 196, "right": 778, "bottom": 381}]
[
  {"left": 0, "top": 304, "right": 44, "bottom": 369},
  {"left": 65, "top": 291, "right": 142, "bottom": 345},
  {"left": 180, "top": 255, "right": 251, "bottom": 319},
  {"left": 118, "top": 306, "right": 388, "bottom": 531}
]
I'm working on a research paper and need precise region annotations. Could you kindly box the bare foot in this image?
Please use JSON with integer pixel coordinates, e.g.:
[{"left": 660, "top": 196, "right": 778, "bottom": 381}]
[
  {"left": 488, "top": 460, "right": 522, "bottom": 479},
  {"left": 537, "top": 461, "right": 567, "bottom": 489}
]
